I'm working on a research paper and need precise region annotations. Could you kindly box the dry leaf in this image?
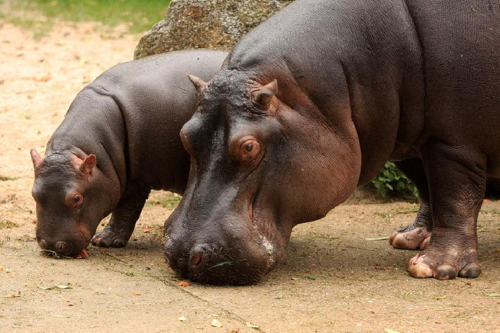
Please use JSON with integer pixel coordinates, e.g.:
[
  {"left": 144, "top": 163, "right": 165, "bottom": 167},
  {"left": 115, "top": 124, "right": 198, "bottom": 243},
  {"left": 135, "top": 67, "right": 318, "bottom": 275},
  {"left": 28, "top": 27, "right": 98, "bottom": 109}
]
[
  {"left": 39, "top": 285, "right": 72, "bottom": 290},
  {"left": 246, "top": 322, "right": 259, "bottom": 329},
  {"left": 211, "top": 319, "right": 222, "bottom": 328},
  {"left": 34, "top": 73, "right": 51, "bottom": 82},
  {"left": 179, "top": 316, "right": 186, "bottom": 322},
  {"left": 365, "top": 236, "right": 390, "bottom": 241},
  {"left": 53, "top": 314, "right": 71, "bottom": 318},
  {"left": 178, "top": 281, "right": 190, "bottom": 287}
]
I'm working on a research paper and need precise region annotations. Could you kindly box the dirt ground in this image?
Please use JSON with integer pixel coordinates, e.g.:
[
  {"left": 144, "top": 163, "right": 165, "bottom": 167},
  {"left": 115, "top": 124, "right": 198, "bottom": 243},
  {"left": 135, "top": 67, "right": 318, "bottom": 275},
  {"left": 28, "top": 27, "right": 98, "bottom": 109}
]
[{"left": 0, "top": 22, "right": 499, "bottom": 333}]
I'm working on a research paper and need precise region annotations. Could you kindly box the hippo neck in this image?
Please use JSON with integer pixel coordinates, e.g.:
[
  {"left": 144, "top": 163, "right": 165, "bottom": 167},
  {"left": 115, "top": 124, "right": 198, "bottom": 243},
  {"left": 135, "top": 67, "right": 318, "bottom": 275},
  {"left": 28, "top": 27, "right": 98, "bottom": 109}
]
[
  {"left": 226, "top": 0, "right": 426, "bottom": 186},
  {"left": 47, "top": 87, "right": 127, "bottom": 194}
]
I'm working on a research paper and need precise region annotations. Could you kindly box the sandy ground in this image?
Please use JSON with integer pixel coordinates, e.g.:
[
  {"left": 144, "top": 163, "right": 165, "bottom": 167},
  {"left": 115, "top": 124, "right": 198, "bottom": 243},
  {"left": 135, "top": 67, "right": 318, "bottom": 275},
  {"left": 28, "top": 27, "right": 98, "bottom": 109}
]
[{"left": 0, "top": 22, "right": 499, "bottom": 333}]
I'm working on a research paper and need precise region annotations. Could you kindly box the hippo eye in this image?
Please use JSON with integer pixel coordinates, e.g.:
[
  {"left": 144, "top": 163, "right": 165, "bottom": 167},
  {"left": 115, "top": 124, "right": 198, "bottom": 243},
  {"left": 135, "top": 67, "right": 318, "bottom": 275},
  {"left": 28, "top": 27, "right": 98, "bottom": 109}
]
[
  {"left": 73, "top": 194, "right": 83, "bottom": 205},
  {"left": 238, "top": 138, "right": 261, "bottom": 162}
]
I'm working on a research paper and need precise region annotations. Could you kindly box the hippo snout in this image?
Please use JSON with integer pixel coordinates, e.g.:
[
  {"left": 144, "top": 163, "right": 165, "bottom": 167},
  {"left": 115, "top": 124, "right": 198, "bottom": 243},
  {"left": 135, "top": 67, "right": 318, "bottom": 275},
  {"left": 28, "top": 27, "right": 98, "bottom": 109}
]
[
  {"left": 37, "top": 237, "right": 83, "bottom": 257},
  {"left": 164, "top": 237, "right": 274, "bottom": 285},
  {"left": 164, "top": 240, "right": 219, "bottom": 274}
]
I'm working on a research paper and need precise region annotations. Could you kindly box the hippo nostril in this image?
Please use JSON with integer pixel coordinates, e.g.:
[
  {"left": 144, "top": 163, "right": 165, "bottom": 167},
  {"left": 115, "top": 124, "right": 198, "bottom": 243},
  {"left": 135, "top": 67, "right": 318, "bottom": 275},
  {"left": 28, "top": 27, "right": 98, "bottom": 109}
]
[
  {"left": 190, "top": 252, "right": 204, "bottom": 268},
  {"left": 55, "top": 241, "right": 66, "bottom": 254},
  {"left": 39, "top": 239, "right": 49, "bottom": 249}
]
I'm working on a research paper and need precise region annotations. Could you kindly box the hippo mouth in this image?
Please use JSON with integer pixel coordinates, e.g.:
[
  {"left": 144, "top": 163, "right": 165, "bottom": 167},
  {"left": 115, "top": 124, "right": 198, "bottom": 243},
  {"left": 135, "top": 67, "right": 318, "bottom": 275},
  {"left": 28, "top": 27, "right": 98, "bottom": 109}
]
[
  {"left": 167, "top": 251, "right": 273, "bottom": 286},
  {"left": 164, "top": 224, "right": 281, "bottom": 285},
  {"left": 38, "top": 229, "right": 91, "bottom": 259},
  {"left": 41, "top": 247, "right": 89, "bottom": 259}
]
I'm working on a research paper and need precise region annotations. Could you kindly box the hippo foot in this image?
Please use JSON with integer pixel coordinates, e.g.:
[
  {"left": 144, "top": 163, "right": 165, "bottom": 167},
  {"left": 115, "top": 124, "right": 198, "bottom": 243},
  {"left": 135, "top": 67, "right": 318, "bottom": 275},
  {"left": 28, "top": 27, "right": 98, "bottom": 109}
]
[
  {"left": 91, "top": 228, "right": 130, "bottom": 248},
  {"left": 408, "top": 250, "right": 481, "bottom": 280},
  {"left": 389, "top": 225, "right": 431, "bottom": 250}
]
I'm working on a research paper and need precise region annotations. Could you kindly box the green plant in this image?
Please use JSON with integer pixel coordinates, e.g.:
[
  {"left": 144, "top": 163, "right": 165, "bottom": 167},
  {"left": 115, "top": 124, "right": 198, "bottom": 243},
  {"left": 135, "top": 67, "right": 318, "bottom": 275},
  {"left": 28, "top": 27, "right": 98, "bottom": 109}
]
[
  {"left": 372, "top": 162, "right": 418, "bottom": 198},
  {"left": 2, "top": 0, "right": 170, "bottom": 38},
  {"left": 146, "top": 193, "right": 181, "bottom": 210}
]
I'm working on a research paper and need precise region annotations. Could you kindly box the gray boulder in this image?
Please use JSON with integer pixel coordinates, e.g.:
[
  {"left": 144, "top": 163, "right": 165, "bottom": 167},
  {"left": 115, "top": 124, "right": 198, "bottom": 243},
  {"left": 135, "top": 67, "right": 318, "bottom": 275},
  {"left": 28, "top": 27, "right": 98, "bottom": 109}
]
[{"left": 134, "top": 0, "right": 293, "bottom": 59}]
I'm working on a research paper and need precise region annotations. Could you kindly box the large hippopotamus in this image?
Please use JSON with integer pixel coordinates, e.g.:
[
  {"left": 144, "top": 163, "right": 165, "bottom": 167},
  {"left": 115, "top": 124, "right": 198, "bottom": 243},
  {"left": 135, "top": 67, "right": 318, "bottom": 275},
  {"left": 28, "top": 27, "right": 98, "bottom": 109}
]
[
  {"left": 30, "top": 50, "right": 227, "bottom": 258},
  {"left": 164, "top": 0, "right": 499, "bottom": 285}
]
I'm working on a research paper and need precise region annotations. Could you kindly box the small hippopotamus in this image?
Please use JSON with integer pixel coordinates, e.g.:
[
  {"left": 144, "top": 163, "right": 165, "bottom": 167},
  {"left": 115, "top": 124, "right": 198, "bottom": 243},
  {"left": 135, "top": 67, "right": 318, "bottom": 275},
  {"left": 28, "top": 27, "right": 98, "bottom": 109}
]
[
  {"left": 164, "top": 0, "right": 499, "bottom": 284},
  {"left": 30, "top": 50, "right": 227, "bottom": 258}
]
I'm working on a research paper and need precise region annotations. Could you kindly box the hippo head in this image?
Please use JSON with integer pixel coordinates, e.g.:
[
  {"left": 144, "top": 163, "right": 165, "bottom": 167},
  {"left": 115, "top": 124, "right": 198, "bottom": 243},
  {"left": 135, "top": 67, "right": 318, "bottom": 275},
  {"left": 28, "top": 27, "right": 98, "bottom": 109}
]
[
  {"left": 30, "top": 149, "right": 120, "bottom": 257},
  {"left": 164, "top": 70, "right": 361, "bottom": 285}
]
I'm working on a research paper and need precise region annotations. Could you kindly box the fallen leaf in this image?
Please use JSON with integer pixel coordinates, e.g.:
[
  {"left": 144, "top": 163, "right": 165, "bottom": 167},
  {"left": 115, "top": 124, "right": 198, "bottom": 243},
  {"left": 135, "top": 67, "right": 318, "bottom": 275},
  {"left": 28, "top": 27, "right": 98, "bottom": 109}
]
[
  {"left": 143, "top": 228, "right": 151, "bottom": 233},
  {"left": 179, "top": 316, "right": 186, "bottom": 322},
  {"left": 483, "top": 199, "right": 490, "bottom": 203},
  {"left": 178, "top": 281, "right": 190, "bottom": 287},
  {"left": 133, "top": 292, "right": 142, "bottom": 296},
  {"left": 33, "top": 73, "right": 51, "bottom": 82},
  {"left": 57, "top": 285, "right": 72, "bottom": 289},
  {"left": 246, "top": 322, "right": 259, "bottom": 329},
  {"left": 39, "top": 285, "right": 72, "bottom": 290},
  {"left": 211, "top": 319, "right": 222, "bottom": 328},
  {"left": 3, "top": 294, "right": 20, "bottom": 298},
  {"left": 385, "top": 329, "right": 401, "bottom": 333},
  {"left": 365, "top": 236, "right": 390, "bottom": 241},
  {"left": 485, "top": 293, "right": 500, "bottom": 297},
  {"left": 53, "top": 314, "right": 71, "bottom": 318}
]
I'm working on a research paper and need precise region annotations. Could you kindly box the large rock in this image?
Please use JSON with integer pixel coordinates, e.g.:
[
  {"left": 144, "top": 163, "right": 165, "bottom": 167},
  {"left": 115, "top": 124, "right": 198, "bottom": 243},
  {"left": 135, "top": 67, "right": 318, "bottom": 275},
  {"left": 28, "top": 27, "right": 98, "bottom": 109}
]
[{"left": 134, "top": 0, "right": 293, "bottom": 59}]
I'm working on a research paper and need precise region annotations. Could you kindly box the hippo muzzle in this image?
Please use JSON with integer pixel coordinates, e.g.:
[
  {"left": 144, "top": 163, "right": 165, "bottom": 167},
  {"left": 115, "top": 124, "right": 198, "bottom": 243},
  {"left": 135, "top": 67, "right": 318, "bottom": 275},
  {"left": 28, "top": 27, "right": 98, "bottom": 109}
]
[{"left": 163, "top": 207, "right": 283, "bottom": 285}]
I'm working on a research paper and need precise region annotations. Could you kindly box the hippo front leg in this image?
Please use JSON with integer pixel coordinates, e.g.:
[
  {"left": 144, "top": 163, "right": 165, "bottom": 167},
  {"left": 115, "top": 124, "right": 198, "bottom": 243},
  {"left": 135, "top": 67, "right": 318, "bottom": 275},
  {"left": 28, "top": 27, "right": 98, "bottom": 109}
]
[
  {"left": 408, "top": 141, "right": 485, "bottom": 280},
  {"left": 92, "top": 182, "right": 151, "bottom": 248},
  {"left": 389, "top": 159, "right": 432, "bottom": 250}
]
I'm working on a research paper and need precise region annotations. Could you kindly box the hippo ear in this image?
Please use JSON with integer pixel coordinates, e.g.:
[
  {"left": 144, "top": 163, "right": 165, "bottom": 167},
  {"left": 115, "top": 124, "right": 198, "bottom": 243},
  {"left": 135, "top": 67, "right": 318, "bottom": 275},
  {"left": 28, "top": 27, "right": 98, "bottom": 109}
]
[
  {"left": 80, "top": 154, "right": 97, "bottom": 175},
  {"left": 251, "top": 79, "right": 278, "bottom": 111},
  {"left": 30, "top": 149, "right": 43, "bottom": 170},
  {"left": 186, "top": 73, "right": 208, "bottom": 93}
]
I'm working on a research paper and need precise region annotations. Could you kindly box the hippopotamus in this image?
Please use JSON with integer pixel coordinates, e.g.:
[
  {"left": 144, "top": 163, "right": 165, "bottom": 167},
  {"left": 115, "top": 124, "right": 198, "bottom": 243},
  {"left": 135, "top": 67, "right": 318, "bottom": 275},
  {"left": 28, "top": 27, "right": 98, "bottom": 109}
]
[
  {"left": 30, "top": 50, "right": 227, "bottom": 258},
  {"left": 164, "top": 0, "right": 500, "bottom": 285}
]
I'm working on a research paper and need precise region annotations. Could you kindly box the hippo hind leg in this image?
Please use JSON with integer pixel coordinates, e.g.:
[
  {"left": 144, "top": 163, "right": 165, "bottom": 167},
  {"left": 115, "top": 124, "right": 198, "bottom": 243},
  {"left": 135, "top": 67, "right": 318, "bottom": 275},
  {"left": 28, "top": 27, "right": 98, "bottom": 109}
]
[
  {"left": 389, "top": 158, "right": 432, "bottom": 250},
  {"left": 408, "top": 141, "right": 485, "bottom": 280},
  {"left": 92, "top": 182, "right": 151, "bottom": 248}
]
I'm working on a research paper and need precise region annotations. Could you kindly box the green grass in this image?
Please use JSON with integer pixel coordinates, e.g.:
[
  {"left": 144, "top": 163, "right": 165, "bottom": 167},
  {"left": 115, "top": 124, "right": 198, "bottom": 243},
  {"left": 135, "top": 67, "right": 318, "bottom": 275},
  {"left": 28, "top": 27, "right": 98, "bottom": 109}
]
[
  {"left": 2, "top": 0, "right": 170, "bottom": 38},
  {"left": 146, "top": 192, "right": 181, "bottom": 210}
]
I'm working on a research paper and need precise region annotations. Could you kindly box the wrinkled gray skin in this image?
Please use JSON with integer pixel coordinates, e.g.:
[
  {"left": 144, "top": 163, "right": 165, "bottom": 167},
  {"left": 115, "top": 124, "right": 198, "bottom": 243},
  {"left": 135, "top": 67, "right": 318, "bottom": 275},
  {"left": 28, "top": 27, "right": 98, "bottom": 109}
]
[
  {"left": 31, "top": 50, "right": 227, "bottom": 258},
  {"left": 165, "top": 0, "right": 500, "bottom": 284}
]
